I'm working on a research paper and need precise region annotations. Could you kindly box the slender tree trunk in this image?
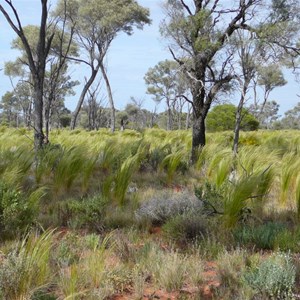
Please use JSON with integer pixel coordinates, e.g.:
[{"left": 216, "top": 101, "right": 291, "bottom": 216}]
[
  {"left": 33, "top": 80, "right": 45, "bottom": 149},
  {"left": 178, "top": 102, "right": 183, "bottom": 130},
  {"left": 167, "top": 107, "right": 172, "bottom": 130},
  {"left": 233, "top": 79, "right": 250, "bottom": 155},
  {"left": 100, "top": 63, "right": 115, "bottom": 132},
  {"left": 44, "top": 99, "right": 50, "bottom": 143},
  {"left": 27, "top": 101, "right": 32, "bottom": 129},
  {"left": 70, "top": 68, "right": 98, "bottom": 129},
  {"left": 185, "top": 104, "right": 191, "bottom": 130}
]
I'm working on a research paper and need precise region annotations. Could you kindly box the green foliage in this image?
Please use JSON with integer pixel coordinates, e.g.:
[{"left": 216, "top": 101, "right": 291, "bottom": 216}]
[
  {"left": 59, "top": 195, "right": 108, "bottom": 231},
  {"left": 223, "top": 167, "right": 274, "bottom": 227},
  {"left": 113, "top": 153, "right": 142, "bottom": 206},
  {"left": 217, "top": 250, "right": 248, "bottom": 295},
  {"left": 155, "top": 252, "right": 187, "bottom": 292},
  {"left": 162, "top": 212, "right": 207, "bottom": 241},
  {"left": 206, "top": 104, "right": 259, "bottom": 132},
  {"left": 234, "top": 222, "right": 287, "bottom": 250},
  {"left": 0, "top": 183, "right": 44, "bottom": 237},
  {"left": 160, "top": 149, "right": 188, "bottom": 183},
  {"left": 0, "top": 230, "right": 54, "bottom": 300},
  {"left": 245, "top": 252, "right": 295, "bottom": 299}
]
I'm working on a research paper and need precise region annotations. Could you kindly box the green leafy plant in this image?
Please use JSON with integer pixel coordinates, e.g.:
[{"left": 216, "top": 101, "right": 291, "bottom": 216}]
[
  {"left": 0, "top": 183, "right": 44, "bottom": 237},
  {"left": 245, "top": 252, "right": 296, "bottom": 299},
  {"left": 162, "top": 212, "right": 207, "bottom": 241}
]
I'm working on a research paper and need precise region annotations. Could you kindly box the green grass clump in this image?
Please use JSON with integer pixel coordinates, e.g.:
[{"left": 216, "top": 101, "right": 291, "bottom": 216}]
[
  {"left": 234, "top": 222, "right": 286, "bottom": 250},
  {"left": 217, "top": 249, "right": 248, "bottom": 296},
  {"left": 162, "top": 212, "right": 207, "bottom": 241},
  {"left": 245, "top": 252, "right": 296, "bottom": 299},
  {"left": 0, "top": 230, "right": 54, "bottom": 300}
]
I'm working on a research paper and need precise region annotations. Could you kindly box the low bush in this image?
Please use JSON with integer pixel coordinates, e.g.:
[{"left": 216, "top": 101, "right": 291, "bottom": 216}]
[
  {"left": 162, "top": 212, "right": 207, "bottom": 241},
  {"left": 234, "top": 222, "right": 287, "bottom": 250},
  {"left": 245, "top": 252, "right": 296, "bottom": 299},
  {"left": 135, "top": 191, "right": 203, "bottom": 225},
  {"left": 0, "top": 182, "right": 40, "bottom": 237},
  {"left": 59, "top": 195, "right": 108, "bottom": 231}
]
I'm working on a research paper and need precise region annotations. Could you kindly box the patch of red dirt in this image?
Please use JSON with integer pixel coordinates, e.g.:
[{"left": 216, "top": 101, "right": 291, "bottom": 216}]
[
  {"left": 149, "top": 226, "right": 162, "bottom": 234},
  {"left": 200, "top": 261, "right": 221, "bottom": 299}
]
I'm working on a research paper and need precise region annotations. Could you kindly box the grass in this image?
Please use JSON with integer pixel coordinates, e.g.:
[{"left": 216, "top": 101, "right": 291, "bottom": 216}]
[
  {"left": 0, "top": 128, "right": 300, "bottom": 299},
  {"left": 0, "top": 229, "right": 54, "bottom": 300}
]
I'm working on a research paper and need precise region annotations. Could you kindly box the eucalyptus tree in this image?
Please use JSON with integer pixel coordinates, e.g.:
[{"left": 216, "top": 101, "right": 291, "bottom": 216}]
[
  {"left": 160, "top": 0, "right": 300, "bottom": 162},
  {"left": 55, "top": 0, "right": 151, "bottom": 131},
  {"left": 0, "top": 0, "right": 53, "bottom": 149},
  {"left": 280, "top": 102, "right": 300, "bottom": 129},
  {"left": 256, "top": 65, "right": 287, "bottom": 113},
  {"left": 0, "top": 92, "right": 19, "bottom": 126},
  {"left": 5, "top": 24, "right": 78, "bottom": 142},
  {"left": 4, "top": 61, "right": 33, "bottom": 128},
  {"left": 144, "top": 59, "right": 190, "bottom": 130},
  {"left": 0, "top": 0, "right": 78, "bottom": 147},
  {"left": 249, "top": 100, "right": 280, "bottom": 129},
  {"left": 161, "top": 0, "right": 261, "bottom": 161},
  {"left": 231, "top": 30, "right": 258, "bottom": 154}
]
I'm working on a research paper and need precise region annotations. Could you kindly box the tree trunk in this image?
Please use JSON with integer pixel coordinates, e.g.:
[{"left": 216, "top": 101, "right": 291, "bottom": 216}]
[
  {"left": 100, "top": 63, "right": 115, "bottom": 132},
  {"left": 185, "top": 104, "right": 191, "bottom": 130},
  {"left": 233, "top": 103, "right": 243, "bottom": 155},
  {"left": 44, "top": 100, "right": 50, "bottom": 144},
  {"left": 191, "top": 114, "right": 206, "bottom": 163},
  {"left": 233, "top": 78, "right": 251, "bottom": 155},
  {"left": 70, "top": 68, "right": 98, "bottom": 130},
  {"left": 33, "top": 81, "right": 45, "bottom": 150}
]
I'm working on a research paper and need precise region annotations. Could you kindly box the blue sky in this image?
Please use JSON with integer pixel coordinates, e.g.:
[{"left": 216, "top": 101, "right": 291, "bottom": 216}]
[{"left": 0, "top": 0, "right": 299, "bottom": 116}]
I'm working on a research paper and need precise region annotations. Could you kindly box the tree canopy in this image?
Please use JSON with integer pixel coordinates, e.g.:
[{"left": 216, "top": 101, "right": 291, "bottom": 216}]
[{"left": 207, "top": 104, "right": 259, "bottom": 132}]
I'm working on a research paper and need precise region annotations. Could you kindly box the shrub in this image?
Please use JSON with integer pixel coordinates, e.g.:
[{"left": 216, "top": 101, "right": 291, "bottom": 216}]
[
  {"left": 59, "top": 195, "right": 108, "bottom": 231},
  {"left": 274, "top": 228, "right": 300, "bottom": 252},
  {"left": 217, "top": 249, "right": 248, "bottom": 292},
  {"left": 135, "top": 191, "right": 203, "bottom": 225},
  {"left": 0, "top": 183, "right": 40, "bottom": 237},
  {"left": 155, "top": 251, "right": 187, "bottom": 292},
  {"left": 245, "top": 252, "right": 296, "bottom": 299},
  {"left": 0, "top": 230, "right": 53, "bottom": 300},
  {"left": 162, "top": 213, "right": 207, "bottom": 241},
  {"left": 234, "top": 222, "right": 286, "bottom": 250}
]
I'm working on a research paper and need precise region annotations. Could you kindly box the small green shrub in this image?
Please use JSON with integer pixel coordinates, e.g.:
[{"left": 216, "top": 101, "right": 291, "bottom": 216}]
[
  {"left": 274, "top": 228, "right": 300, "bottom": 252},
  {"left": 234, "top": 222, "right": 286, "bottom": 250},
  {"left": 60, "top": 195, "right": 108, "bottom": 231},
  {"left": 104, "top": 207, "right": 136, "bottom": 229},
  {"left": 245, "top": 252, "right": 296, "bottom": 299},
  {"left": 162, "top": 213, "right": 207, "bottom": 241},
  {"left": 193, "top": 236, "right": 225, "bottom": 260},
  {"left": 0, "top": 183, "right": 39, "bottom": 237},
  {"left": 54, "top": 232, "right": 83, "bottom": 267}
]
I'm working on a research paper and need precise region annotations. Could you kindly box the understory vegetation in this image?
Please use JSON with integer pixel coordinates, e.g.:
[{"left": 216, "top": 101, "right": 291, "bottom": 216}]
[{"left": 0, "top": 127, "right": 300, "bottom": 299}]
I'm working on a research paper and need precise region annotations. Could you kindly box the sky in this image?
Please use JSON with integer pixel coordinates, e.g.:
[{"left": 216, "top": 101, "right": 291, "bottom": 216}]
[{"left": 0, "top": 0, "right": 299, "bottom": 116}]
